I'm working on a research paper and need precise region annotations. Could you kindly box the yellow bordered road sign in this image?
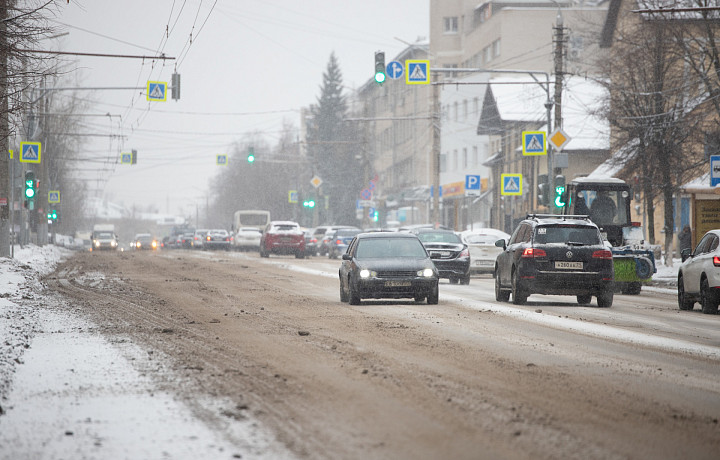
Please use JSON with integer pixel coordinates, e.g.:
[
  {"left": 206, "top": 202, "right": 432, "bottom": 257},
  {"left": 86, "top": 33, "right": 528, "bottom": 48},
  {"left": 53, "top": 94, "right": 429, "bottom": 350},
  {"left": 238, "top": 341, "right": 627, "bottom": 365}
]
[
  {"left": 406, "top": 60, "right": 430, "bottom": 85},
  {"left": 522, "top": 131, "right": 546, "bottom": 156},
  {"left": 20, "top": 142, "right": 41, "bottom": 163},
  {"left": 549, "top": 128, "right": 571, "bottom": 151},
  {"left": 501, "top": 174, "right": 523, "bottom": 196},
  {"left": 147, "top": 81, "right": 167, "bottom": 101},
  {"left": 216, "top": 154, "right": 228, "bottom": 165},
  {"left": 48, "top": 191, "right": 60, "bottom": 204}
]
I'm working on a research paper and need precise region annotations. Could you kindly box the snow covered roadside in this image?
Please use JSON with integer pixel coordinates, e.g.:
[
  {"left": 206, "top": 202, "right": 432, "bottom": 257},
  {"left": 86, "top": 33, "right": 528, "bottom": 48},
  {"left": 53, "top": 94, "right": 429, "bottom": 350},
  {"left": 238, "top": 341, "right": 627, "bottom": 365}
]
[{"left": 0, "top": 246, "right": 292, "bottom": 460}]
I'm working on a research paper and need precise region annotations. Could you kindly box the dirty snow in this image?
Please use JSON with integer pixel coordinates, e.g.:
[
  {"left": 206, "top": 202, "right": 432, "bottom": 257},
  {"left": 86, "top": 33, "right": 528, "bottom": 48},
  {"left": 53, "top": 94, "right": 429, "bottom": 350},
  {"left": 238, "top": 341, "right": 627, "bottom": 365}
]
[{"left": 0, "top": 245, "right": 293, "bottom": 460}]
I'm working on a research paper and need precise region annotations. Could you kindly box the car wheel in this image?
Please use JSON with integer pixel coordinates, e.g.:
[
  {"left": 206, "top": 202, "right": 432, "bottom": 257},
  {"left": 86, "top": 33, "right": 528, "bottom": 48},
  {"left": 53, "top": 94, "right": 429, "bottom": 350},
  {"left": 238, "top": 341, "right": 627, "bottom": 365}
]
[
  {"left": 339, "top": 276, "right": 349, "bottom": 303},
  {"left": 700, "top": 277, "right": 719, "bottom": 314},
  {"left": 260, "top": 246, "right": 269, "bottom": 258},
  {"left": 495, "top": 270, "right": 510, "bottom": 302},
  {"left": 295, "top": 251, "right": 305, "bottom": 259},
  {"left": 677, "top": 275, "right": 694, "bottom": 311},
  {"left": 414, "top": 293, "right": 425, "bottom": 303},
  {"left": 460, "top": 275, "right": 470, "bottom": 285},
  {"left": 349, "top": 281, "right": 361, "bottom": 305},
  {"left": 427, "top": 282, "right": 439, "bottom": 305},
  {"left": 449, "top": 277, "right": 459, "bottom": 285},
  {"left": 577, "top": 294, "right": 592, "bottom": 305},
  {"left": 597, "top": 289, "right": 613, "bottom": 308},
  {"left": 511, "top": 269, "right": 527, "bottom": 305}
]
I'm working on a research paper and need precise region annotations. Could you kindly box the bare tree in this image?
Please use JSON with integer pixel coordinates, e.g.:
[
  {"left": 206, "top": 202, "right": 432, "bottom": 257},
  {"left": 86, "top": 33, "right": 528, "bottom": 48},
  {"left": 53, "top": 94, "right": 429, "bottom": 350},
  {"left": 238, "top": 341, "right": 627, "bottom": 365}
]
[{"left": 595, "top": 9, "right": 705, "bottom": 263}]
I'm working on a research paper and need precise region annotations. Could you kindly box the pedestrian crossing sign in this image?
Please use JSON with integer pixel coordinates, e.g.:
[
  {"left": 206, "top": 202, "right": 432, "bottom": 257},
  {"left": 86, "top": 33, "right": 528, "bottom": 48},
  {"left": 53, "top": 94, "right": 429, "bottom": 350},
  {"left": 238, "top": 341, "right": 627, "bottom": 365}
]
[
  {"left": 216, "top": 154, "right": 228, "bottom": 166},
  {"left": 501, "top": 174, "right": 523, "bottom": 196},
  {"left": 147, "top": 81, "right": 167, "bottom": 101},
  {"left": 522, "top": 131, "right": 546, "bottom": 156},
  {"left": 19, "top": 142, "right": 41, "bottom": 164},
  {"left": 405, "top": 60, "right": 430, "bottom": 85}
]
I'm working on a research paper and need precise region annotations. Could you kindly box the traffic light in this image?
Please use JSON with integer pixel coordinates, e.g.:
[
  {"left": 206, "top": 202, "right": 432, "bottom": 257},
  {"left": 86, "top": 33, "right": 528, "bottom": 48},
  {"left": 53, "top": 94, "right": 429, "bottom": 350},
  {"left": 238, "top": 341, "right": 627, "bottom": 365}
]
[
  {"left": 171, "top": 72, "right": 181, "bottom": 100},
  {"left": 24, "top": 171, "right": 36, "bottom": 209},
  {"left": 303, "top": 199, "right": 316, "bottom": 208},
  {"left": 247, "top": 146, "right": 255, "bottom": 163},
  {"left": 554, "top": 175, "right": 566, "bottom": 208},
  {"left": 537, "top": 174, "right": 549, "bottom": 206},
  {"left": 374, "top": 51, "right": 386, "bottom": 84}
]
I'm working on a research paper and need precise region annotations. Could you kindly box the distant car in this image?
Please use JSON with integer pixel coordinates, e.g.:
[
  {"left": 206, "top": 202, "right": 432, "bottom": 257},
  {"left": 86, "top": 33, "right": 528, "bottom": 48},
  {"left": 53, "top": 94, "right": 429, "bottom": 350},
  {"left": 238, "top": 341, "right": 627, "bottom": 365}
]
[
  {"left": 461, "top": 228, "right": 511, "bottom": 275},
  {"left": 193, "top": 229, "right": 209, "bottom": 249},
  {"left": 317, "top": 225, "right": 359, "bottom": 256},
  {"left": 339, "top": 232, "right": 440, "bottom": 305},
  {"left": 494, "top": 214, "right": 614, "bottom": 307},
  {"left": 678, "top": 229, "right": 720, "bottom": 314},
  {"left": 204, "top": 229, "right": 232, "bottom": 250},
  {"left": 260, "top": 221, "right": 306, "bottom": 258},
  {"left": 233, "top": 227, "right": 262, "bottom": 251},
  {"left": 133, "top": 233, "right": 157, "bottom": 250},
  {"left": 328, "top": 228, "right": 362, "bottom": 259},
  {"left": 180, "top": 232, "right": 195, "bottom": 249},
  {"left": 412, "top": 228, "right": 471, "bottom": 285},
  {"left": 92, "top": 231, "right": 118, "bottom": 251}
]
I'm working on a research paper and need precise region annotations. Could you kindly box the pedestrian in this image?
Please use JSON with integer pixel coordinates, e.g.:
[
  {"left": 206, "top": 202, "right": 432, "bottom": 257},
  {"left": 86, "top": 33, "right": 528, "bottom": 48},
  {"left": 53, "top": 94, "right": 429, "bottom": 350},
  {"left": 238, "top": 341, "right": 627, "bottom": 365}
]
[{"left": 679, "top": 225, "right": 692, "bottom": 253}]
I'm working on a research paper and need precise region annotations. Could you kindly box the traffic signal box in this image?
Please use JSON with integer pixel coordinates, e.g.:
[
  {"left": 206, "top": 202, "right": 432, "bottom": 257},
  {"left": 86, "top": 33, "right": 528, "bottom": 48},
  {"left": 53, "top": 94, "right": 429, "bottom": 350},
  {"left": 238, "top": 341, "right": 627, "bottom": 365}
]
[
  {"left": 24, "top": 171, "right": 36, "bottom": 209},
  {"left": 247, "top": 147, "right": 255, "bottom": 163},
  {"left": 374, "top": 51, "right": 386, "bottom": 84},
  {"left": 537, "top": 174, "right": 549, "bottom": 206},
  {"left": 554, "top": 175, "right": 566, "bottom": 208}
]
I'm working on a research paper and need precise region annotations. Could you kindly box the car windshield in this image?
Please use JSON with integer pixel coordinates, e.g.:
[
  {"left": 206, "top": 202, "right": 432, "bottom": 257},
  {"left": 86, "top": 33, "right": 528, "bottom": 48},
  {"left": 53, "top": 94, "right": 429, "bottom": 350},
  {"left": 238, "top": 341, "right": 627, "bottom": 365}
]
[
  {"left": 465, "top": 234, "right": 499, "bottom": 244},
  {"left": 355, "top": 238, "right": 427, "bottom": 259},
  {"left": 337, "top": 229, "right": 361, "bottom": 238},
  {"left": 533, "top": 225, "right": 600, "bottom": 245},
  {"left": 96, "top": 232, "right": 113, "bottom": 239},
  {"left": 417, "top": 232, "right": 461, "bottom": 244}
]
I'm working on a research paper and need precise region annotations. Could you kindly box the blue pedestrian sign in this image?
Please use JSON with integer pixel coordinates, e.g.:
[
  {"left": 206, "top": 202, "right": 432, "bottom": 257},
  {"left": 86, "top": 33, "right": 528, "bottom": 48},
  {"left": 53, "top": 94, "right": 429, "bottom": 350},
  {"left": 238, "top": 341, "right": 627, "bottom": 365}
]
[
  {"left": 48, "top": 191, "right": 60, "bottom": 204},
  {"left": 522, "top": 131, "right": 546, "bottom": 156},
  {"left": 406, "top": 59, "right": 430, "bottom": 85},
  {"left": 120, "top": 152, "right": 132, "bottom": 164},
  {"left": 19, "top": 141, "right": 41, "bottom": 164},
  {"left": 216, "top": 154, "right": 228, "bottom": 166},
  {"left": 711, "top": 155, "right": 720, "bottom": 186},
  {"left": 147, "top": 81, "right": 167, "bottom": 101},
  {"left": 501, "top": 174, "right": 523, "bottom": 196},
  {"left": 386, "top": 61, "right": 404, "bottom": 80}
]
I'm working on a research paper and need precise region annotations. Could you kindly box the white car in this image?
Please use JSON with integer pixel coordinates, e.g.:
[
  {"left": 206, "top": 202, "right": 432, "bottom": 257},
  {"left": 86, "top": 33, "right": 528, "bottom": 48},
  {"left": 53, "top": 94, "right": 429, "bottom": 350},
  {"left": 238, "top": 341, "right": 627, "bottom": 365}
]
[
  {"left": 678, "top": 229, "right": 720, "bottom": 314},
  {"left": 460, "top": 228, "right": 510, "bottom": 275},
  {"left": 233, "top": 227, "right": 262, "bottom": 251}
]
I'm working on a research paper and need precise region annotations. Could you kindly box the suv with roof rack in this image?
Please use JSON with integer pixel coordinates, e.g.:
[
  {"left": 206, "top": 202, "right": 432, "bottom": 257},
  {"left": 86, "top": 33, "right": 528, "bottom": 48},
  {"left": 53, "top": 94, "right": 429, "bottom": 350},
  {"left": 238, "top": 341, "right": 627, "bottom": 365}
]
[{"left": 493, "top": 214, "right": 614, "bottom": 307}]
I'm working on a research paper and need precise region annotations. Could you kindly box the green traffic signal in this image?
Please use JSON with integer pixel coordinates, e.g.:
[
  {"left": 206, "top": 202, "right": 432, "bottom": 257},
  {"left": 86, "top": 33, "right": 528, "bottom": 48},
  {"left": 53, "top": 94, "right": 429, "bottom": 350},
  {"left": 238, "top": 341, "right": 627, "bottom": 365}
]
[
  {"left": 247, "top": 146, "right": 255, "bottom": 163},
  {"left": 24, "top": 171, "right": 35, "bottom": 199},
  {"left": 374, "top": 51, "right": 385, "bottom": 84},
  {"left": 303, "top": 200, "right": 315, "bottom": 208}
]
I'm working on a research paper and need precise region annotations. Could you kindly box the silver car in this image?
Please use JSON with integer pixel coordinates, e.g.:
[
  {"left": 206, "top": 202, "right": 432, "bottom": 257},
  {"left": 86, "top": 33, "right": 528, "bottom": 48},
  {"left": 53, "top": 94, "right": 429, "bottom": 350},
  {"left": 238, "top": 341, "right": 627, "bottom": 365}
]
[{"left": 678, "top": 229, "right": 720, "bottom": 314}]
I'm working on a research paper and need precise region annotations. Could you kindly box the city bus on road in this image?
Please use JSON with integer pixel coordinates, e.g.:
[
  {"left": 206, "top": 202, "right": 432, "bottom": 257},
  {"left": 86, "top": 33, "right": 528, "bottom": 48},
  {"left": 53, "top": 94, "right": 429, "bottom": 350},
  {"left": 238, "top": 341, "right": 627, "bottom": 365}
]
[{"left": 232, "top": 210, "right": 271, "bottom": 233}]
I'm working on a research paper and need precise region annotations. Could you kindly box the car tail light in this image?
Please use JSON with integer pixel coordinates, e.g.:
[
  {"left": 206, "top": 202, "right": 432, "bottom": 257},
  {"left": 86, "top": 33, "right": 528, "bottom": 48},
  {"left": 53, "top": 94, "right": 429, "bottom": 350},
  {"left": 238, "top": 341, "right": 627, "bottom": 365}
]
[
  {"left": 460, "top": 247, "right": 470, "bottom": 257},
  {"left": 336, "top": 239, "right": 342, "bottom": 244},
  {"left": 592, "top": 250, "right": 613, "bottom": 259},
  {"left": 207, "top": 235, "right": 211, "bottom": 241},
  {"left": 713, "top": 256, "right": 720, "bottom": 267},
  {"left": 522, "top": 248, "right": 546, "bottom": 258}
]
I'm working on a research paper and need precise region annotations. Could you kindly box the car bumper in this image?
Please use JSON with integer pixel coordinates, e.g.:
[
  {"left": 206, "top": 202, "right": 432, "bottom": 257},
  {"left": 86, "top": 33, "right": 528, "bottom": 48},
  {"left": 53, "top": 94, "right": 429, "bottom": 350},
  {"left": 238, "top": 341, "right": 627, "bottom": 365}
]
[
  {"left": 266, "top": 242, "right": 304, "bottom": 254},
  {"left": 520, "top": 271, "right": 613, "bottom": 295},
  {"left": 356, "top": 278, "right": 438, "bottom": 299},
  {"left": 433, "top": 260, "right": 470, "bottom": 278},
  {"left": 469, "top": 259, "right": 495, "bottom": 274}
]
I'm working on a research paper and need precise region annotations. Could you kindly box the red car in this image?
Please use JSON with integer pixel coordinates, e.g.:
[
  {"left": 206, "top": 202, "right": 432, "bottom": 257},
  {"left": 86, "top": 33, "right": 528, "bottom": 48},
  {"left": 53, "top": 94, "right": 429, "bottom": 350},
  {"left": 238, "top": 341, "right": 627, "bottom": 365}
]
[{"left": 260, "top": 221, "right": 306, "bottom": 258}]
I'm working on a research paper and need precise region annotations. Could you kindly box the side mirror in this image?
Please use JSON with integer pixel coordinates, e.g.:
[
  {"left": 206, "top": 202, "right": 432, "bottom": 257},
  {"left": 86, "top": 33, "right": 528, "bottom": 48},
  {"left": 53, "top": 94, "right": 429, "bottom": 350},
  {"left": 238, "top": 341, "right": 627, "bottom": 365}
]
[
  {"left": 681, "top": 248, "right": 692, "bottom": 262},
  {"left": 495, "top": 239, "right": 507, "bottom": 250},
  {"left": 342, "top": 253, "right": 352, "bottom": 261}
]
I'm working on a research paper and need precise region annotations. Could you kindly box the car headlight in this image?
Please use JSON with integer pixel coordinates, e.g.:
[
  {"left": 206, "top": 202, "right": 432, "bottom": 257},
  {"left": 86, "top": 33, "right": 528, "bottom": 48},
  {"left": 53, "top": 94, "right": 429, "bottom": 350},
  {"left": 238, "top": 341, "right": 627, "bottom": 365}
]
[
  {"left": 360, "top": 269, "right": 371, "bottom": 279},
  {"left": 418, "top": 268, "right": 435, "bottom": 277}
]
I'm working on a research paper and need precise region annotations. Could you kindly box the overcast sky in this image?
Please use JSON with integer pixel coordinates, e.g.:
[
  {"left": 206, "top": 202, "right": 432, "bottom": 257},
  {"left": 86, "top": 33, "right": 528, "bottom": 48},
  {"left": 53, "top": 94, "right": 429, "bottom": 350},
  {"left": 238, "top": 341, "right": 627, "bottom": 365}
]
[{"left": 48, "top": 0, "right": 429, "bottom": 217}]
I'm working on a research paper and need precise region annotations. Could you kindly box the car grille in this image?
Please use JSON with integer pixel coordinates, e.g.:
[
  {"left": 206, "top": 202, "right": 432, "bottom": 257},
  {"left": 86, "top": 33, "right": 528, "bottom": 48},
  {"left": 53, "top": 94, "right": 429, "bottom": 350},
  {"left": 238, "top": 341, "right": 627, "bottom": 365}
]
[{"left": 377, "top": 270, "right": 416, "bottom": 279}]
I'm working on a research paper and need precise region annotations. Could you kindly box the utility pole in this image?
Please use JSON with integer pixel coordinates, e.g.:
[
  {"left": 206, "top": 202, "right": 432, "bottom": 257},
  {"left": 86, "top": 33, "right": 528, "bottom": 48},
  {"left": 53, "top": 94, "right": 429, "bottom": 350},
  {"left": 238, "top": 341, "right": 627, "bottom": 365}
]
[
  {"left": 553, "top": 10, "right": 567, "bottom": 168},
  {"left": 431, "top": 73, "right": 441, "bottom": 227}
]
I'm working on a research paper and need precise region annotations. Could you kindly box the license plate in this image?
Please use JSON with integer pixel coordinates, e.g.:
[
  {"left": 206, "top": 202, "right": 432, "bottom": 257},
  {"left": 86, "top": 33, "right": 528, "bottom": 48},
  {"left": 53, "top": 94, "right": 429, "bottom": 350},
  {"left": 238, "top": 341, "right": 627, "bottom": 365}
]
[
  {"left": 385, "top": 280, "right": 411, "bottom": 287},
  {"left": 555, "top": 261, "right": 583, "bottom": 269},
  {"left": 474, "top": 260, "right": 493, "bottom": 266}
]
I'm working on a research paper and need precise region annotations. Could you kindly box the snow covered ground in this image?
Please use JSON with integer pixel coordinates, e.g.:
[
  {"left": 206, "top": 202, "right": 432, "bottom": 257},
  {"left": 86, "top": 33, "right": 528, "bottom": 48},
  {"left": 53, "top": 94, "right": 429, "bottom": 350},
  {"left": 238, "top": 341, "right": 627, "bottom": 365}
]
[{"left": 0, "top": 245, "right": 292, "bottom": 460}]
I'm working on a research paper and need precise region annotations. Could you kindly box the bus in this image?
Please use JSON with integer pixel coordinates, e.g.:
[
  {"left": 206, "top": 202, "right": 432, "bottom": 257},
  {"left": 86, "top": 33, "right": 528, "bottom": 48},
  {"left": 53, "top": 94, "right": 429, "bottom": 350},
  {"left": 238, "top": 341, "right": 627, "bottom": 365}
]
[{"left": 232, "top": 210, "right": 271, "bottom": 233}]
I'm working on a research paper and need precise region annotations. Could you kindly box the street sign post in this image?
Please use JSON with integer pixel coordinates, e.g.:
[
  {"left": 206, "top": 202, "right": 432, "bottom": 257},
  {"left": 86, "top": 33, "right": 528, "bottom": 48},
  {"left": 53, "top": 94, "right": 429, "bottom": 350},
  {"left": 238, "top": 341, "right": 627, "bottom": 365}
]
[
  {"left": 522, "top": 132, "right": 546, "bottom": 156},
  {"left": 711, "top": 155, "right": 720, "bottom": 187},
  {"left": 406, "top": 60, "right": 430, "bottom": 85},
  {"left": 501, "top": 174, "right": 523, "bottom": 196},
  {"left": 19, "top": 142, "right": 41, "bottom": 164},
  {"left": 146, "top": 81, "right": 167, "bottom": 101}
]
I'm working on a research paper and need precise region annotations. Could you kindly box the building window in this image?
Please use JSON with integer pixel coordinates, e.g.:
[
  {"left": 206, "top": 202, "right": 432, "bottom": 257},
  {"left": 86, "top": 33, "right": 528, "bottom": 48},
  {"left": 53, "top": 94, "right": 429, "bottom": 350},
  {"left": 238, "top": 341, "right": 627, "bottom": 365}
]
[
  {"left": 454, "top": 102, "right": 458, "bottom": 122},
  {"left": 463, "top": 100, "right": 468, "bottom": 120},
  {"left": 473, "top": 97, "right": 479, "bottom": 114},
  {"left": 472, "top": 146, "right": 478, "bottom": 166},
  {"left": 462, "top": 148, "right": 468, "bottom": 169},
  {"left": 484, "top": 46, "right": 492, "bottom": 63},
  {"left": 493, "top": 39, "right": 501, "bottom": 58},
  {"left": 453, "top": 150, "right": 458, "bottom": 171},
  {"left": 444, "top": 17, "right": 458, "bottom": 34}
]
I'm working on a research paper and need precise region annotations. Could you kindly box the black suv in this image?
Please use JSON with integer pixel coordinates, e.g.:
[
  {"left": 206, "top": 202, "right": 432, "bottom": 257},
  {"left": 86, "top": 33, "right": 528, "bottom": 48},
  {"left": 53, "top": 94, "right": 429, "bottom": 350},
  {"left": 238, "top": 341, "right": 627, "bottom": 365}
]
[{"left": 494, "top": 214, "right": 614, "bottom": 307}]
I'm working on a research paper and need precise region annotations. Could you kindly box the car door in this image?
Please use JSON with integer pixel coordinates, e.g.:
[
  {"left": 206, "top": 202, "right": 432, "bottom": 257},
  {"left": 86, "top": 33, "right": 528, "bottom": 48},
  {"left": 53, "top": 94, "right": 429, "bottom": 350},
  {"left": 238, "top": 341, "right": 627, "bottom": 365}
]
[
  {"left": 339, "top": 237, "right": 358, "bottom": 291},
  {"left": 498, "top": 223, "right": 530, "bottom": 287},
  {"left": 684, "top": 233, "right": 715, "bottom": 294}
]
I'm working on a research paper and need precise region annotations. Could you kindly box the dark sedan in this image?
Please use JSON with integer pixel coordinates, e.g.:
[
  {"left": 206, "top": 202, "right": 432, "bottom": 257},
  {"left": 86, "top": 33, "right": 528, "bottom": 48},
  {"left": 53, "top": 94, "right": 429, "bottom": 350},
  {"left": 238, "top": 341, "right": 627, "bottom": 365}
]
[
  {"left": 339, "top": 232, "right": 440, "bottom": 305},
  {"left": 328, "top": 228, "right": 362, "bottom": 259},
  {"left": 412, "top": 229, "right": 471, "bottom": 285}
]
